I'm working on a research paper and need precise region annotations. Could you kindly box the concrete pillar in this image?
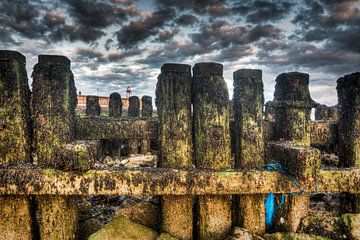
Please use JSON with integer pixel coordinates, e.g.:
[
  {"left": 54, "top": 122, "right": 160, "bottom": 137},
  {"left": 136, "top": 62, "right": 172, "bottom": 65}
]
[
  {"left": 265, "top": 101, "right": 275, "bottom": 121},
  {"left": 128, "top": 96, "right": 140, "bottom": 117},
  {"left": 128, "top": 139, "right": 138, "bottom": 155},
  {"left": 337, "top": 72, "right": 360, "bottom": 213},
  {"left": 142, "top": 95, "right": 153, "bottom": 117},
  {"left": 233, "top": 69, "right": 265, "bottom": 234},
  {"left": 156, "top": 63, "right": 193, "bottom": 240},
  {"left": 0, "top": 50, "right": 33, "bottom": 240},
  {"left": 315, "top": 104, "right": 338, "bottom": 121},
  {"left": 32, "top": 55, "right": 78, "bottom": 240},
  {"left": 192, "top": 62, "right": 232, "bottom": 240},
  {"left": 86, "top": 95, "right": 101, "bottom": 116},
  {"left": 109, "top": 92, "right": 122, "bottom": 118},
  {"left": 272, "top": 72, "right": 317, "bottom": 232}
]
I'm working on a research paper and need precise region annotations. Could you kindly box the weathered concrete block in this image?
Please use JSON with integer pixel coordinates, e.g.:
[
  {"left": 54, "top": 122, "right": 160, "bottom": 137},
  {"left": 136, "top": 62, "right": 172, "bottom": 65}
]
[
  {"left": 88, "top": 217, "right": 159, "bottom": 240},
  {"left": 342, "top": 213, "right": 360, "bottom": 240},
  {"left": 263, "top": 232, "right": 330, "bottom": 240},
  {"left": 157, "top": 63, "right": 193, "bottom": 240},
  {"left": 0, "top": 50, "right": 32, "bottom": 163},
  {"left": 114, "top": 198, "right": 160, "bottom": 230},
  {"left": 315, "top": 105, "right": 338, "bottom": 121},
  {"left": 310, "top": 122, "right": 338, "bottom": 152},
  {"left": 267, "top": 142, "right": 321, "bottom": 181},
  {"left": 129, "top": 96, "right": 140, "bottom": 117},
  {"left": 86, "top": 95, "right": 101, "bottom": 116},
  {"left": 75, "top": 117, "right": 158, "bottom": 140},
  {"left": 109, "top": 92, "right": 122, "bottom": 118},
  {"left": 299, "top": 213, "right": 344, "bottom": 239},
  {"left": 0, "top": 50, "right": 33, "bottom": 240},
  {"left": 337, "top": 72, "right": 360, "bottom": 168},
  {"left": 193, "top": 62, "right": 232, "bottom": 240},
  {"left": 233, "top": 69, "right": 265, "bottom": 234},
  {"left": 142, "top": 95, "right": 153, "bottom": 117},
  {"left": 37, "top": 195, "right": 78, "bottom": 240},
  {"left": 0, "top": 196, "right": 33, "bottom": 240},
  {"left": 32, "top": 54, "right": 78, "bottom": 240}
]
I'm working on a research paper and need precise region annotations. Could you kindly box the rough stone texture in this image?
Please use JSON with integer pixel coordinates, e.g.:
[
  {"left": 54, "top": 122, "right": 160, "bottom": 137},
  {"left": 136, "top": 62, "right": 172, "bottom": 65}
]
[
  {"left": 342, "top": 213, "right": 360, "bottom": 240},
  {"left": 310, "top": 122, "right": 338, "bottom": 152},
  {"left": 76, "top": 116, "right": 158, "bottom": 140},
  {"left": 140, "top": 139, "right": 151, "bottom": 154},
  {"left": 193, "top": 62, "right": 232, "bottom": 240},
  {"left": 299, "top": 213, "right": 345, "bottom": 239},
  {"left": 32, "top": 55, "right": 78, "bottom": 240},
  {"left": 88, "top": 217, "right": 159, "bottom": 240},
  {"left": 156, "top": 63, "right": 193, "bottom": 240},
  {"left": 142, "top": 95, "right": 153, "bottom": 117},
  {"left": 0, "top": 50, "right": 32, "bottom": 164},
  {"left": 78, "top": 218, "right": 104, "bottom": 240},
  {"left": 337, "top": 72, "right": 360, "bottom": 213},
  {"left": 271, "top": 72, "right": 317, "bottom": 233},
  {"left": 315, "top": 105, "right": 338, "bottom": 121},
  {"left": 0, "top": 168, "right": 359, "bottom": 196},
  {"left": 37, "top": 195, "right": 78, "bottom": 240},
  {"left": 267, "top": 142, "right": 321, "bottom": 181},
  {"left": 0, "top": 196, "right": 33, "bottom": 240},
  {"left": 263, "top": 233, "right": 330, "bottom": 240},
  {"left": 109, "top": 92, "right": 122, "bottom": 118},
  {"left": 63, "top": 140, "right": 100, "bottom": 171},
  {"left": 225, "top": 227, "right": 265, "bottom": 240},
  {"left": 129, "top": 96, "right": 140, "bottom": 117},
  {"left": 128, "top": 139, "right": 139, "bottom": 155},
  {"left": 265, "top": 101, "right": 275, "bottom": 121},
  {"left": 233, "top": 69, "right": 265, "bottom": 233},
  {"left": 114, "top": 198, "right": 160, "bottom": 230},
  {"left": 337, "top": 72, "right": 360, "bottom": 168},
  {"left": 157, "top": 233, "right": 180, "bottom": 240},
  {"left": 0, "top": 50, "right": 33, "bottom": 239},
  {"left": 272, "top": 72, "right": 317, "bottom": 145},
  {"left": 86, "top": 96, "right": 101, "bottom": 116}
]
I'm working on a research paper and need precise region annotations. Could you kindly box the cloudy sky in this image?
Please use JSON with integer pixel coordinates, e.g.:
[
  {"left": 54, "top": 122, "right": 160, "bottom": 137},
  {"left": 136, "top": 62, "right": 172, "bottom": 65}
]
[{"left": 1, "top": 0, "right": 359, "bottom": 105}]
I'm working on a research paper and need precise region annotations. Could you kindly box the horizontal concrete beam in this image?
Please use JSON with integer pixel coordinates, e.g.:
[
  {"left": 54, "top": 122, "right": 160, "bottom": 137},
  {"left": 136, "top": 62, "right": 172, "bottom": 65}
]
[
  {"left": 0, "top": 167, "right": 358, "bottom": 195},
  {"left": 75, "top": 116, "right": 159, "bottom": 140},
  {"left": 75, "top": 117, "right": 338, "bottom": 148}
]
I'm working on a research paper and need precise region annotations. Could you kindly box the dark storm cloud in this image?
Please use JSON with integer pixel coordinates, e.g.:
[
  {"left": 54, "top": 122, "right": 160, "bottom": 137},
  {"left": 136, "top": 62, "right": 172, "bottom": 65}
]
[
  {"left": 155, "top": 0, "right": 227, "bottom": 13},
  {"left": 43, "top": 12, "right": 66, "bottom": 27},
  {"left": 245, "top": 0, "right": 294, "bottom": 23},
  {"left": 116, "top": 9, "right": 176, "bottom": 48},
  {"left": 293, "top": 0, "right": 360, "bottom": 52},
  {"left": 49, "top": 24, "right": 106, "bottom": 43},
  {"left": 191, "top": 21, "right": 283, "bottom": 48},
  {"left": 62, "top": 0, "right": 140, "bottom": 28},
  {"left": 155, "top": 28, "right": 180, "bottom": 42},
  {"left": 107, "top": 48, "right": 142, "bottom": 62},
  {"left": 175, "top": 14, "right": 198, "bottom": 26},
  {"left": 208, "top": 44, "right": 254, "bottom": 62},
  {"left": 256, "top": 41, "right": 360, "bottom": 74},
  {"left": 0, "top": 0, "right": 48, "bottom": 39}
]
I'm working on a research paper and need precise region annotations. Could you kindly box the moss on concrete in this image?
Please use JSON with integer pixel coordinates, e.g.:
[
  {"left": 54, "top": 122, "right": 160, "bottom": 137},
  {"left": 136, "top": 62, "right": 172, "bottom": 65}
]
[
  {"left": 88, "top": 217, "right": 159, "bottom": 240},
  {"left": 109, "top": 92, "right": 122, "bottom": 118},
  {"left": 193, "top": 62, "right": 232, "bottom": 240},
  {"left": 156, "top": 64, "right": 193, "bottom": 240}
]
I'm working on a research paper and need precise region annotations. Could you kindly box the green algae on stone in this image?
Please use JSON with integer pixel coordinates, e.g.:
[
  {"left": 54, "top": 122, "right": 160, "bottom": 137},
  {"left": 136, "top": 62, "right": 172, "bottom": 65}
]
[
  {"left": 0, "top": 50, "right": 33, "bottom": 240},
  {"left": 156, "top": 63, "right": 193, "bottom": 240},
  {"left": 129, "top": 96, "right": 140, "bottom": 117},
  {"left": 85, "top": 96, "right": 101, "bottom": 116},
  {"left": 263, "top": 232, "right": 331, "bottom": 240},
  {"left": 0, "top": 50, "right": 32, "bottom": 164},
  {"left": 271, "top": 72, "right": 318, "bottom": 233},
  {"left": 88, "top": 217, "right": 159, "bottom": 240},
  {"left": 142, "top": 95, "right": 153, "bottom": 117},
  {"left": 0, "top": 196, "right": 33, "bottom": 240},
  {"left": 192, "top": 62, "right": 232, "bottom": 240},
  {"left": 341, "top": 213, "right": 360, "bottom": 240},
  {"left": 109, "top": 92, "right": 122, "bottom": 118},
  {"left": 37, "top": 195, "right": 78, "bottom": 240},
  {"left": 299, "top": 213, "right": 344, "bottom": 239},
  {"left": 32, "top": 55, "right": 78, "bottom": 240},
  {"left": 233, "top": 69, "right": 265, "bottom": 234},
  {"left": 157, "top": 233, "right": 180, "bottom": 240}
]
